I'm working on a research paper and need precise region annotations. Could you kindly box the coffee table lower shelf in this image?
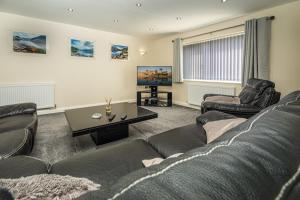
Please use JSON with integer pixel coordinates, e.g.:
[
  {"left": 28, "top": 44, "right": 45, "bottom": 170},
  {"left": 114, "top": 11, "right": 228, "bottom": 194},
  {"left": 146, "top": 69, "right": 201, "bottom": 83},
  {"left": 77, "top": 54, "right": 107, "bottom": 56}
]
[{"left": 90, "top": 124, "right": 129, "bottom": 145}]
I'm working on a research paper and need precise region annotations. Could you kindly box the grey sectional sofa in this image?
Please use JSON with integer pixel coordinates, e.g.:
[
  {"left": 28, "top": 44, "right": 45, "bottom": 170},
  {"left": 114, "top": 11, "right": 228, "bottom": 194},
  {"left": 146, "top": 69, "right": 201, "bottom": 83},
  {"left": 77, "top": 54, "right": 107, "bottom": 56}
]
[
  {"left": 1, "top": 91, "right": 300, "bottom": 199},
  {"left": 0, "top": 103, "right": 38, "bottom": 159}
]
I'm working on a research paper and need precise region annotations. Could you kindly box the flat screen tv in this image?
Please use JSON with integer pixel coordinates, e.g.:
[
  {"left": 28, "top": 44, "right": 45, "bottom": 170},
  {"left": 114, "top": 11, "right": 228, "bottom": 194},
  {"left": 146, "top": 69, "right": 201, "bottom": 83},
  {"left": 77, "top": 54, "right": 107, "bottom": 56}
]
[{"left": 137, "top": 66, "right": 172, "bottom": 86}]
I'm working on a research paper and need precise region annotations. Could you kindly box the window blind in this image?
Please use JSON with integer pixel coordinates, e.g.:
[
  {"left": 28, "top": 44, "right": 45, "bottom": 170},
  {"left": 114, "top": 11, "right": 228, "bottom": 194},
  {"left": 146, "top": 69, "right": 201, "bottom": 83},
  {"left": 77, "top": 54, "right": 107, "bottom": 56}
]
[{"left": 183, "top": 34, "right": 244, "bottom": 82}]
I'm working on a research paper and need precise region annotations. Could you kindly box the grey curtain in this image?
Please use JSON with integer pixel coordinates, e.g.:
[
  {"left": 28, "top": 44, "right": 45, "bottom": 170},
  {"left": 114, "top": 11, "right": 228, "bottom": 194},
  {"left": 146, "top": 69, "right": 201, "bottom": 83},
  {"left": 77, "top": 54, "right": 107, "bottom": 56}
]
[
  {"left": 242, "top": 17, "right": 272, "bottom": 86},
  {"left": 173, "top": 38, "right": 183, "bottom": 83}
]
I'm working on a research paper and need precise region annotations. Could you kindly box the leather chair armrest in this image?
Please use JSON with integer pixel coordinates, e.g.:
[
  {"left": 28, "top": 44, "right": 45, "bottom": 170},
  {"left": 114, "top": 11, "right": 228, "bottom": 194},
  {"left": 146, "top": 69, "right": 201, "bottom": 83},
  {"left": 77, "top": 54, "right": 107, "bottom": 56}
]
[
  {"left": 0, "top": 103, "right": 37, "bottom": 118},
  {"left": 203, "top": 94, "right": 237, "bottom": 101},
  {"left": 196, "top": 111, "right": 237, "bottom": 125},
  {"left": 202, "top": 102, "right": 261, "bottom": 118}
]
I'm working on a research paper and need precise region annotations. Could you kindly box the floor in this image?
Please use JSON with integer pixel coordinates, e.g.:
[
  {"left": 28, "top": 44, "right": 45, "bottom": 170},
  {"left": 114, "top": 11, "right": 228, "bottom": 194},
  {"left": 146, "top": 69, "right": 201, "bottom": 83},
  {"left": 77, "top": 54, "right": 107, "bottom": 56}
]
[{"left": 30, "top": 105, "right": 200, "bottom": 164}]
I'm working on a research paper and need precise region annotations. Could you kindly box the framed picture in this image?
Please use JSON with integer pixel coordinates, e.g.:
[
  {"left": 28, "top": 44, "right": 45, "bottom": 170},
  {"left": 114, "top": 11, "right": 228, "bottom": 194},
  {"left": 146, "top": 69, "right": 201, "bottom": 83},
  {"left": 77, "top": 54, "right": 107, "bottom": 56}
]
[
  {"left": 13, "top": 32, "right": 47, "bottom": 54},
  {"left": 71, "top": 39, "right": 94, "bottom": 57},
  {"left": 111, "top": 44, "right": 128, "bottom": 60}
]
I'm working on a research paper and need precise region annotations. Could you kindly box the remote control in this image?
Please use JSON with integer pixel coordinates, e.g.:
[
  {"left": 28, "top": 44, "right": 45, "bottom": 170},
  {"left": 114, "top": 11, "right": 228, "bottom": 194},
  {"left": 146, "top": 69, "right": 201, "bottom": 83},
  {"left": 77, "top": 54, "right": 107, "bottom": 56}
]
[
  {"left": 108, "top": 114, "right": 116, "bottom": 121},
  {"left": 121, "top": 115, "right": 127, "bottom": 120}
]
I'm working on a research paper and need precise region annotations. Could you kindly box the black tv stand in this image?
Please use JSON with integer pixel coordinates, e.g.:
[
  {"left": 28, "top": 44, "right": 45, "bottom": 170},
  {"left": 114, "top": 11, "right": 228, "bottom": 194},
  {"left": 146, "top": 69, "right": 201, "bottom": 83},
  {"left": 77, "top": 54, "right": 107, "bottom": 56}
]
[
  {"left": 137, "top": 86, "right": 172, "bottom": 107},
  {"left": 149, "top": 86, "right": 158, "bottom": 97}
]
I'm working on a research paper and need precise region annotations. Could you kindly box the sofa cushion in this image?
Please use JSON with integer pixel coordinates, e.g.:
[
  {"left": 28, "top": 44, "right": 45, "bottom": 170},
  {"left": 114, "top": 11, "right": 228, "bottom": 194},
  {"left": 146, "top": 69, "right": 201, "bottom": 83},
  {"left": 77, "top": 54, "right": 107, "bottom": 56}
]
[
  {"left": 0, "top": 188, "right": 14, "bottom": 200},
  {"left": 0, "top": 129, "right": 33, "bottom": 158},
  {"left": 0, "top": 114, "right": 35, "bottom": 133},
  {"left": 0, "top": 103, "right": 37, "bottom": 119},
  {"left": 196, "top": 110, "right": 237, "bottom": 125},
  {"left": 50, "top": 139, "right": 162, "bottom": 193},
  {"left": 287, "top": 181, "right": 300, "bottom": 200},
  {"left": 0, "top": 156, "right": 48, "bottom": 179},
  {"left": 147, "top": 124, "right": 207, "bottom": 158}
]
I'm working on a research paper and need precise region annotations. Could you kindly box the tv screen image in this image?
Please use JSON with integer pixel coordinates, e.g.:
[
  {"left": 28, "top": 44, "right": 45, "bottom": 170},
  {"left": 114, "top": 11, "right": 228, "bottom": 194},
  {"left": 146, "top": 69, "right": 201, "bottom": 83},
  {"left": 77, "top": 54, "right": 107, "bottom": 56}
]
[{"left": 137, "top": 66, "right": 172, "bottom": 86}]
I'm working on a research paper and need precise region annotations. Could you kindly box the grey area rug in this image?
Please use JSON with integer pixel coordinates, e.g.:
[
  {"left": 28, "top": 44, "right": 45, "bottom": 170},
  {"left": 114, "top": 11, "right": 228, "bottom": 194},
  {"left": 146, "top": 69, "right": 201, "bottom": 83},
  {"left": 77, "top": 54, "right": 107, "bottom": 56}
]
[{"left": 30, "top": 105, "right": 200, "bottom": 164}]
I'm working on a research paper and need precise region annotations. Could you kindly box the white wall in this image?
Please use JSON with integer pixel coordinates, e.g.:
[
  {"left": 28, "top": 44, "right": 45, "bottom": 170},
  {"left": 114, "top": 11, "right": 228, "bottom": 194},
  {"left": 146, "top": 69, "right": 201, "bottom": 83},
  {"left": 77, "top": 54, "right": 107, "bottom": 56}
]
[
  {"left": 0, "top": 12, "right": 150, "bottom": 109},
  {"left": 147, "top": 1, "right": 300, "bottom": 104},
  {"left": 1, "top": 1, "right": 300, "bottom": 110}
]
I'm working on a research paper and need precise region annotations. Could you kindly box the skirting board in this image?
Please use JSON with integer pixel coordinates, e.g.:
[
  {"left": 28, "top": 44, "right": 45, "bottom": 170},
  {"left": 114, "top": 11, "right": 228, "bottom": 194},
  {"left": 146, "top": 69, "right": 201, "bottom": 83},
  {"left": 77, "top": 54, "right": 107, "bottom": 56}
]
[
  {"left": 37, "top": 99, "right": 200, "bottom": 115},
  {"left": 173, "top": 100, "right": 201, "bottom": 110},
  {"left": 37, "top": 99, "right": 136, "bottom": 115}
]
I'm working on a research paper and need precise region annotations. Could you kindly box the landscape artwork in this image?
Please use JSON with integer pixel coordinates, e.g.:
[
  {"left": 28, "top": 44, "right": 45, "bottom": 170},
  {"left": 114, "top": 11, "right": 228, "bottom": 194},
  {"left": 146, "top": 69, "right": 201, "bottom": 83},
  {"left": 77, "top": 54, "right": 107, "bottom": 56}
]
[
  {"left": 13, "top": 32, "right": 47, "bottom": 54},
  {"left": 111, "top": 44, "right": 128, "bottom": 60},
  {"left": 71, "top": 39, "right": 94, "bottom": 57}
]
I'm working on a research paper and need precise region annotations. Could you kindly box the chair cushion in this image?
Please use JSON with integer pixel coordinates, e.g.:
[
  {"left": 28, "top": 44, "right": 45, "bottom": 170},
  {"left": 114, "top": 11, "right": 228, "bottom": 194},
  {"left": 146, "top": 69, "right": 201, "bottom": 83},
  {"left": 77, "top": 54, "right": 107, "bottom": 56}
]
[
  {"left": 147, "top": 124, "right": 207, "bottom": 158},
  {"left": 50, "top": 139, "right": 162, "bottom": 193},
  {"left": 0, "top": 129, "right": 33, "bottom": 158},
  {"left": 0, "top": 156, "right": 48, "bottom": 179},
  {"left": 238, "top": 78, "right": 275, "bottom": 104},
  {"left": 251, "top": 87, "right": 278, "bottom": 108},
  {"left": 205, "top": 96, "right": 240, "bottom": 104},
  {"left": 0, "top": 114, "right": 35, "bottom": 133}
]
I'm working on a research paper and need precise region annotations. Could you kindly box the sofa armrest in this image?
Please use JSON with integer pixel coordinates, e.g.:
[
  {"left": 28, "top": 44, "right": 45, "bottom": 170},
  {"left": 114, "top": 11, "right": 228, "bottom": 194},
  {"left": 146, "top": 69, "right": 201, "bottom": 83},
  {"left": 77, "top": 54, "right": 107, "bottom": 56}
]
[
  {"left": 202, "top": 102, "right": 261, "bottom": 118},
  {"left": 196, "top": 111, "right": 237, "bottom": 125},
  {"left": 203, "top": 94, "right": 237, "bottom": 101},
  {"left": 0, "top": 103, "right": 37, "bottom": 118}
]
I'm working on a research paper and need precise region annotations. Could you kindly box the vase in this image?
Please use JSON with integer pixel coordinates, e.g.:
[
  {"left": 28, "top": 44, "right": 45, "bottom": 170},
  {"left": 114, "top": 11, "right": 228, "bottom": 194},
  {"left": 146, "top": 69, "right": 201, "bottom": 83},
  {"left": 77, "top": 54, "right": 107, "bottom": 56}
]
[{"left": 105, "top": 105, "right": 112, "bottom": 116}]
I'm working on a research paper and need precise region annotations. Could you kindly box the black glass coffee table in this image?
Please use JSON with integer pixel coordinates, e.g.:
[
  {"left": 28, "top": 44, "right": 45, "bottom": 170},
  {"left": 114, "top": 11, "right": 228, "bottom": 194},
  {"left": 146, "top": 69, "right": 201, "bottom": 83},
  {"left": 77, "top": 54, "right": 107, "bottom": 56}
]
[{"left": 65, "top": 103, "right": 158, "bottom": 145}]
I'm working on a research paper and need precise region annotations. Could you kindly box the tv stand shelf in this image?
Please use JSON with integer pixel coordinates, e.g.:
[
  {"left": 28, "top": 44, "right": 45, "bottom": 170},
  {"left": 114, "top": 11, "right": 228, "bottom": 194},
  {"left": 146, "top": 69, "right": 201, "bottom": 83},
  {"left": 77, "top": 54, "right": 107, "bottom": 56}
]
[{"left": 137, "top": 88, "right": 172, "bottom": 107}]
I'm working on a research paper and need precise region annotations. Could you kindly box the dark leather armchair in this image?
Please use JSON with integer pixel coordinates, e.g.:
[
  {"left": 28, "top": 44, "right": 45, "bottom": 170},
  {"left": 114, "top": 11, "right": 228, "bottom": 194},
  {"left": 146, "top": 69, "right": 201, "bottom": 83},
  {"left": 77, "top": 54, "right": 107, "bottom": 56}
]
[{"left": 201, "top": 79, "right": 281, "bottom": 118}]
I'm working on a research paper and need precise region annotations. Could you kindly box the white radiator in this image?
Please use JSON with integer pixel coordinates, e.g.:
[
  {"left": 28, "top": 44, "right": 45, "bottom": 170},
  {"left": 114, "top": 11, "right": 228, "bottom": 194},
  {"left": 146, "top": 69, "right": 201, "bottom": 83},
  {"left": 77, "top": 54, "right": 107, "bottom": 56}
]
[
  {"left": 188, "top": 84, "right": 236, "bottom": 106},
  {"left": 0, "top": 83, "right": 55, "bottom": 109}
]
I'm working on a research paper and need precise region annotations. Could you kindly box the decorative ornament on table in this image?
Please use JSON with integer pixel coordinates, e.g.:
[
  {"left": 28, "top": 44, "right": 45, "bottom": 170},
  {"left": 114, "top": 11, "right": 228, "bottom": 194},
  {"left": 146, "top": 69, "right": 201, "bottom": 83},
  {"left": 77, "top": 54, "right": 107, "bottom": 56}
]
[{"left": 105, "top": 98, "right": 112, "bottom": 116}]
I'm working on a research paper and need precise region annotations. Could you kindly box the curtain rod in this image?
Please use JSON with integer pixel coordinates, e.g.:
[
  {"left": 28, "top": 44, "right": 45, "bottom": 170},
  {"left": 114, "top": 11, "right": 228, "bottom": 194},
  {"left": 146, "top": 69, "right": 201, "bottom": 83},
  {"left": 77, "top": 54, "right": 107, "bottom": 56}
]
[{"left": 172, "top": 16, "right": 275, "bottom": 42}]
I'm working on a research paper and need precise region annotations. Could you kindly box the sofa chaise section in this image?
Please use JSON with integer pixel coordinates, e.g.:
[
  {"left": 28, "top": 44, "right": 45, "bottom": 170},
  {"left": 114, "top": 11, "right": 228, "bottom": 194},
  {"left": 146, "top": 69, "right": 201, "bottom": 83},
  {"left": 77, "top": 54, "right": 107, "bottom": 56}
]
[
  {"left": 95, "top": 91, "right": 300, "bottom": 200},
  {"left": 147, "top": 124, "right": 207, "bottom": 158},
  {"left": 50, "top": 139, "right": 163, "bottom": 192}
]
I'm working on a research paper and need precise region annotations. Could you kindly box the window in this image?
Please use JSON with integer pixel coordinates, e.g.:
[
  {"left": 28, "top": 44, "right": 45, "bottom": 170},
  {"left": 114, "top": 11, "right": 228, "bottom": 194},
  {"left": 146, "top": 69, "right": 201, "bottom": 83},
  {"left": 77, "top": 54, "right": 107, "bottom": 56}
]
[{"left": 183, "top": 34, "right": 244, "bottom": 82}]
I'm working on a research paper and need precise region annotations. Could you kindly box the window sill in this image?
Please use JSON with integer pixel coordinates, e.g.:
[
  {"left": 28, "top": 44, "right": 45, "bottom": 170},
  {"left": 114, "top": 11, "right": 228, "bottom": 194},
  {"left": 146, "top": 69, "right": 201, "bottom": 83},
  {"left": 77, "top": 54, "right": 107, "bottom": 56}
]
[{"left": 183, "top": 79, "right": 242, "bottom": 84}]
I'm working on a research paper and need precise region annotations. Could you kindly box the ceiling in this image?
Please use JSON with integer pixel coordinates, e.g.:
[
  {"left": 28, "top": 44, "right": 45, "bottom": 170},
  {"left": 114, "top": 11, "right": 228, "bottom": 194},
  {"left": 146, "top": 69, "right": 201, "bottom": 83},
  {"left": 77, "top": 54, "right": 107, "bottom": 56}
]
[{"left": 0, "top": 0, "right": 297, "bottom": 38}]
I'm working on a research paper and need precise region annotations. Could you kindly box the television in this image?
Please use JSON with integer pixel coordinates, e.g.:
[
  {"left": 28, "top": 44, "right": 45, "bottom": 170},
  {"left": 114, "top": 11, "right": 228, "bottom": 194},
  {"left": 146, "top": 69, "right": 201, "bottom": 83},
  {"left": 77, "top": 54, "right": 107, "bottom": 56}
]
[{"left": 137, "top": 66, "right": 172, "bottom": 86}]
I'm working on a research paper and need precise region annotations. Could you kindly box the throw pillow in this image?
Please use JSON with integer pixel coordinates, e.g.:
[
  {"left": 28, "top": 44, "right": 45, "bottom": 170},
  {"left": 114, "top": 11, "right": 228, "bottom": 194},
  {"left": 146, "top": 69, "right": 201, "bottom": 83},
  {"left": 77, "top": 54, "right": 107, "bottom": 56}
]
[
  {"left": 203, "top": 118, "right": 247, "bottom": 143},
  {"left": 0, "top": 174, "right": 101, "bottom": 200},
  {"left": 142, "top": 153, "right": 183, "bottom": 168},
  {"left": 142, "top": 158, "right": 164, "bottom": 168}
]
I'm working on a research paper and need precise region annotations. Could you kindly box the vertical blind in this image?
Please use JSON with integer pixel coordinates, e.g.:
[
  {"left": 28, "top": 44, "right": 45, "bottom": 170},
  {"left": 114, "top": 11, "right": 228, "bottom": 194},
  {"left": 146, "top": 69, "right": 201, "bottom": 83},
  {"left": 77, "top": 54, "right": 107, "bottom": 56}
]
[{"left": 183, "top": 34, "right": 244, "bottom": 82}]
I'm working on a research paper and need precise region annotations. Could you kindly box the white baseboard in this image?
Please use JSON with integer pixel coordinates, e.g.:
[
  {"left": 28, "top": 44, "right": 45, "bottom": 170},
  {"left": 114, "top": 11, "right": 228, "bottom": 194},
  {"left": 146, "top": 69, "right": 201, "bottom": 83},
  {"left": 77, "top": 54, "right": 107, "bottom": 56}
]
[
  {"left": 173, "top": 100, "right": 201, "bottom": 110},
  {"left": 37, "top": 99, "right": 136, "bottom": 115},
  {"left": 37, "top": 99, "right": 200, "bottom": 115}
]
